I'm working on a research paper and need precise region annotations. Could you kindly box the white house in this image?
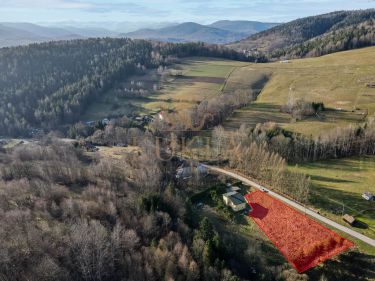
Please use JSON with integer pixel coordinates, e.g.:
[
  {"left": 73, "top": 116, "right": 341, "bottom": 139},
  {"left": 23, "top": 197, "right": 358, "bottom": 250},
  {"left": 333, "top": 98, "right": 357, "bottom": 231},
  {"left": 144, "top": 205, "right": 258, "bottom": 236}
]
[
  {"left": 362, "top": 192, "right": 374, "bottom": 201},
  {"left": 222, "top": 191, "right": 247, "bottom": 212}
]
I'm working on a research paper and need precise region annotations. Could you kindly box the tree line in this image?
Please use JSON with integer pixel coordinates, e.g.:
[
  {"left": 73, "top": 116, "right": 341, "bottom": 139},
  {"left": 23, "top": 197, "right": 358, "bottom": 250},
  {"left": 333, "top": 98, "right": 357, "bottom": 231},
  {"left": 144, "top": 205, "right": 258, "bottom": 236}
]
[
  {"left": 211, "top": 125, "right": 310, "bottom": 203},
  {"left": 238, "top": 118, "right": 375, "bottom": 163}
]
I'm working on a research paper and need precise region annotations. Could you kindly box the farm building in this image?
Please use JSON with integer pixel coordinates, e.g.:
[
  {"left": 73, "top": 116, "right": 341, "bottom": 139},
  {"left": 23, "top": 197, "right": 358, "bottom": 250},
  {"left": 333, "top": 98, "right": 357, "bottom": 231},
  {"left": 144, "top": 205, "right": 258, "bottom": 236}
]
[
  {"left": 343, "top": 214, "right": 356, "bottom": 226},
  {"left": 223, "top": 191, "right": 247, "bottom": 212},
  {"left": 362, "top": 192, "right": 374, "bottom": 201}
]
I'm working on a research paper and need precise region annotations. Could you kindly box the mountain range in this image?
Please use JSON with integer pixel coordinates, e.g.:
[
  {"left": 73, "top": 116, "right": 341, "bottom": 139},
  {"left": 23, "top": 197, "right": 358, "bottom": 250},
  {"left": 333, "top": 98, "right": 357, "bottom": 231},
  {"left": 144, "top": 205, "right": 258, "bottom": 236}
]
[
  {"left": 0, "top": 23, "right": 85, "bottom": 48},
  {"left": 0, "top": 20, "right": 279, "bottom": 48},
  {"left": 2, "top": 9, "right": 374, "bottom": 57},
  {"left": 123, "top": 21, "right": 279, "bottom": 44}
]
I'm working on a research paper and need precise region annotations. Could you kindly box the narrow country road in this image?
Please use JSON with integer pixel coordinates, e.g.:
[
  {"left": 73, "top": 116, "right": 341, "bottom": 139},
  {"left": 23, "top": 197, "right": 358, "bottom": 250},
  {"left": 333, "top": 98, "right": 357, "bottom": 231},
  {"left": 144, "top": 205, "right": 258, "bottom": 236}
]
[{"left": 203, "top": 165, "right": 375, "bottom": 248}]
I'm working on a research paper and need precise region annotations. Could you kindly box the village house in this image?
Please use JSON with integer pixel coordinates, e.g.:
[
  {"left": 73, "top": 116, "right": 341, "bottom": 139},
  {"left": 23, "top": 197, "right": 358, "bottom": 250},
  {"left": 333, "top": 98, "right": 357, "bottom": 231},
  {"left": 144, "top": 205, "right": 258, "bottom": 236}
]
[{"left": 222, "top": 191, "right": 247, "bottom": 212}]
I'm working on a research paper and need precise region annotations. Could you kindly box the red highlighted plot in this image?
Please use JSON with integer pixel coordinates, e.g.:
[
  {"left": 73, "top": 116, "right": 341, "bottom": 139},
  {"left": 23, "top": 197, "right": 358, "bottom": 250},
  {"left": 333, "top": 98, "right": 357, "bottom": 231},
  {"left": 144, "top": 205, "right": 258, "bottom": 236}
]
[{"left": 245, "top": 191, "right": 353, "bottom": 273}]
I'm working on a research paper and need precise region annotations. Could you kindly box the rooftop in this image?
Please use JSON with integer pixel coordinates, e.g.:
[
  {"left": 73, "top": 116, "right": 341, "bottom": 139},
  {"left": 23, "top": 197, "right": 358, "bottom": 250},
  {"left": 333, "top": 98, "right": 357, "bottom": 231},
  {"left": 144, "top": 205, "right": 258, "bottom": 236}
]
[{"left": 223, "top": 191, "right": 246, "bottom": 206}]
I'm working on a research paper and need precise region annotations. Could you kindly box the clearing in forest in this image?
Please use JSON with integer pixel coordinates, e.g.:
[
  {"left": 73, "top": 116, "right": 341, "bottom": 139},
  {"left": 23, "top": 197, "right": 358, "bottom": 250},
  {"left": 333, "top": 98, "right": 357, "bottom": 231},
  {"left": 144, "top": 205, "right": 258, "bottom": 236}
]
[{"left": 245, "top": 191, "right": 353, "bottom": 273}]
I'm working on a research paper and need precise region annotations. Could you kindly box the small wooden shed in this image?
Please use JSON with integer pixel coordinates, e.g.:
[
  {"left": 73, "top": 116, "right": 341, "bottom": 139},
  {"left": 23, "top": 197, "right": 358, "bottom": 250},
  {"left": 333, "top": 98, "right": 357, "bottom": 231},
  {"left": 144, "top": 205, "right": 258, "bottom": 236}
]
[{"left": 343, "top": 214, "right": 356, "bottom": 226}]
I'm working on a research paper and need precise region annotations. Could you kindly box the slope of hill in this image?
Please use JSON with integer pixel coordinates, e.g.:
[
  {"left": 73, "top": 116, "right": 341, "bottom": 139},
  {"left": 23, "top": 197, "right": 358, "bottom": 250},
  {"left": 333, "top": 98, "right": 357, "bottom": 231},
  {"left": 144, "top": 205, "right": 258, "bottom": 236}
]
[
  {"left": 222, "top": 46, "right": 375, "bottom": 135},
  {"left": 0, "top": 38, "right": 251, "bottom": 136},
  {"left": 208, "top": 20, "right": 279, "bottom": 35},
  {"left": 228, "top": 9, "right": 375, "bottom": 58},
  {"left": 124, "top": 22, "right": 246, "bottom": 44}
]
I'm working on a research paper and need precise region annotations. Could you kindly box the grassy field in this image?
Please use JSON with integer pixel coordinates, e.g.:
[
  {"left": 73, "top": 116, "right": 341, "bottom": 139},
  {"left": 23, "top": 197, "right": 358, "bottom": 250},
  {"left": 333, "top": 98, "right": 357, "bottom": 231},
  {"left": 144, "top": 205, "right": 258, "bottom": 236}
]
[
  {"left": 83, "top": 58, "right": 250, "bottom": 120},
  {"left": 291, "top": 156, "right": 375, "bottom": 244},
  {"left": 82, "top": 48, "right": 375, "bottom": 135},
  {"left": 145, "top": 58, "right": 250, "bottom": 112},
  {"left": 223, "top": 47, "right": 375, "bottom": 135}
]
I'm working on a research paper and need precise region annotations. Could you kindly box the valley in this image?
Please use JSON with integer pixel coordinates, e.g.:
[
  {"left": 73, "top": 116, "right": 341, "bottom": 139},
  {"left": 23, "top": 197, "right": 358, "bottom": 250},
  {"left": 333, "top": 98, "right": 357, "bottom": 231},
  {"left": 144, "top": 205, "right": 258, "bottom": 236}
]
[
  {"left": 1, "top": 7, "right": 375, "bottom": 281},
  {"left": 85, "top": 46, "right": 375, "bottom": 137}
]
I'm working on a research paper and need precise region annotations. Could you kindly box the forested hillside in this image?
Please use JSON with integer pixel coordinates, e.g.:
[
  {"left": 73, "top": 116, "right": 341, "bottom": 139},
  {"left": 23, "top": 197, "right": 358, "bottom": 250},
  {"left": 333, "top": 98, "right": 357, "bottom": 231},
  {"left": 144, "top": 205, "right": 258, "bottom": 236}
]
[
  {"left": 275, "top": 18, "right": 375, "bottom": 58},
  {"left": 228, "top": 9, "right": 375, "bottom": 59},
  {"left": 0, "top": 39, "right": 255, "bottom": 137}
]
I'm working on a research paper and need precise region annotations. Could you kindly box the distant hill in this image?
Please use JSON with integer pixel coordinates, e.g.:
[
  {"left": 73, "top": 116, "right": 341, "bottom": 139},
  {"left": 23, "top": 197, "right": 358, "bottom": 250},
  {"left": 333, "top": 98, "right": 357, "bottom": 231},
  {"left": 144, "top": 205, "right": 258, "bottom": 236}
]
[
  {"left": 0, "top": 20, "right": 278, "bottom": 48},
  {"left": 1, "top": 23, "right": 78, "bottom": 38},
  {"left": 228, "top": 9, "right": 375, "bottom": 59},
  {"left": 123, "top": 21, "right": 277, "bottom": 44},
  {"left": 123, "top": 22, "right": 243, "bottom": 44},
  {"left": 0, "top": 24, "right": 40, "bottom": 40},
  {"left": 54, "top": 26, "right": 119, "bottom": 38},
  {"left": 208, "top": 20, "right": 279, "bottom": 35},
  {"left": 0, "top": 23, "right": 85, "bottom": 48}
]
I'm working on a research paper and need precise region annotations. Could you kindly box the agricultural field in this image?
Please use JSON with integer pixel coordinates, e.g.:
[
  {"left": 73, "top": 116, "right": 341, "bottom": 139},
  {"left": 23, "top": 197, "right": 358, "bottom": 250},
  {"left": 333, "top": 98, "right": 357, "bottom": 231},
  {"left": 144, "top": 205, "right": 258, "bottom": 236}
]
[
  {"left": 83, "top": 48, "right": 375, "bottom": 137},
  {"left": 223, "top": 47, "right": 375, "bottom": 136},
  {"left": 145, "top": 58, "right": 250, "bottom": 111},
  {"left": 245, "top": 190, "right": 354, "bottom": 273},
  {"left": 291, "top": 156, "right": 375, "bottom": 241},
  {"left": 83, "top": 58, "right": 250, "bottom": 121}
]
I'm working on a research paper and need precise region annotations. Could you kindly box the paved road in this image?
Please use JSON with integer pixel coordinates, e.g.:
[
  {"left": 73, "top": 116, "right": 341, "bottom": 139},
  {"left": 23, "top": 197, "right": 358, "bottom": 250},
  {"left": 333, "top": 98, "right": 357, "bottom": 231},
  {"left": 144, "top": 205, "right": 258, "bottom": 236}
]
[{"left": 203, "top": 165, "right": 375, "bottom": 248}]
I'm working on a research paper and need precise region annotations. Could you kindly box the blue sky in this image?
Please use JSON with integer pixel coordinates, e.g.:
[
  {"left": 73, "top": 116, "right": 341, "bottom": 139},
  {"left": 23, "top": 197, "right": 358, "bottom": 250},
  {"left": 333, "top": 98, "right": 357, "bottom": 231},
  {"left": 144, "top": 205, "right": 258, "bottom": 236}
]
[{"left": 0, "top": 0, "right": 374, "bottom": 23}]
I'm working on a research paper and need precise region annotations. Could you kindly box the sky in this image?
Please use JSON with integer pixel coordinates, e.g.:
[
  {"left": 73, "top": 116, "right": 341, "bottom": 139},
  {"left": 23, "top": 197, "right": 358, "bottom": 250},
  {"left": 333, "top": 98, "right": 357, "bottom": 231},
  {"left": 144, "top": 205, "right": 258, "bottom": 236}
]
[{"left": 0, "top": 0, "right": 374, "bottom": 24}]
